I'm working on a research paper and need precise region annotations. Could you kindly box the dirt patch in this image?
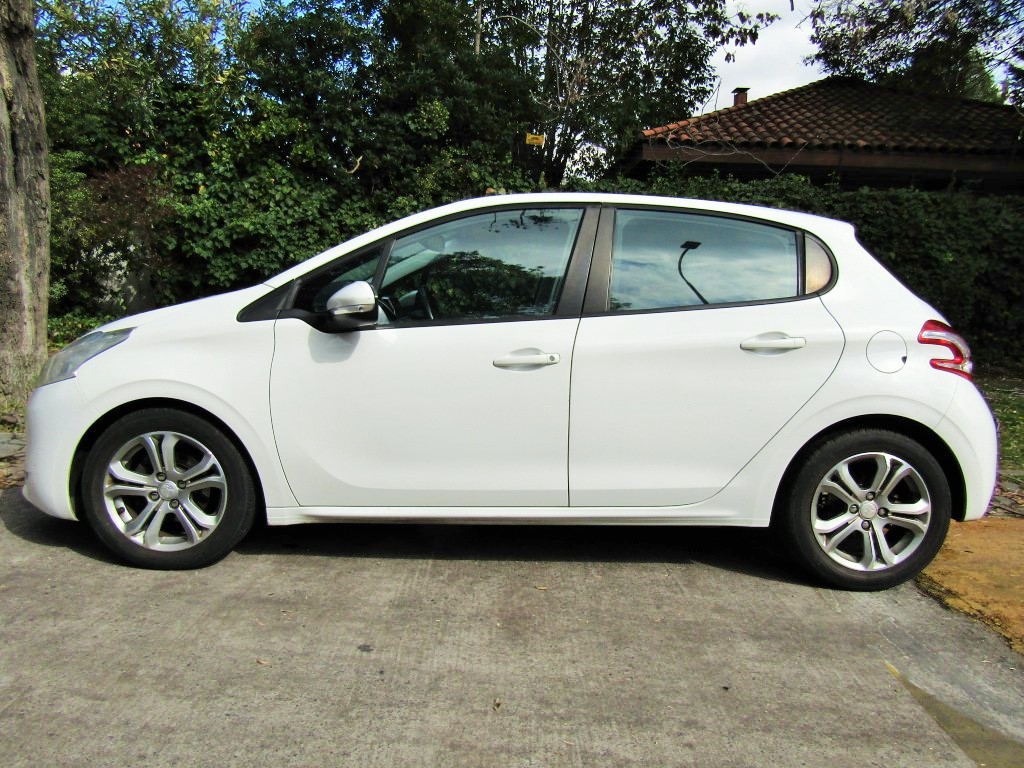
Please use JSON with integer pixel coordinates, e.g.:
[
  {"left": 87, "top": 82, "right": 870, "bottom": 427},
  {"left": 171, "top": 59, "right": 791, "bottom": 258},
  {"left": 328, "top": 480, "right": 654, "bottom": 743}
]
[
  {"left": 0, "top": 450, "right": 24, "bottom": 489},
  {"left": 919, "top": 514, "right": 1024, "bottom": 653},
  {"left": 918, "top": 472, "right": 1024, "bottom": 653}
]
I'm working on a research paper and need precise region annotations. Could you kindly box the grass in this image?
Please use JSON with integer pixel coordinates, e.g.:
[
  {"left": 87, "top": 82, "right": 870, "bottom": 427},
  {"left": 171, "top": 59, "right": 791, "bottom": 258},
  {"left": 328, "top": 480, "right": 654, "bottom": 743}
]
[{"left": 976, "top": 375, "right": 1024, "bottom": 470}]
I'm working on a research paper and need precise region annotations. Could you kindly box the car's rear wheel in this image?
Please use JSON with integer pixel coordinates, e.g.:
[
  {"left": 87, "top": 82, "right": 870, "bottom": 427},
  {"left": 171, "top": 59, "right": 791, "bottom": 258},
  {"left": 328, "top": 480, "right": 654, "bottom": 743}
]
[
  {"left": 81, "top": 408, "right": 256, "bottom": 569},
  {"left": 779, "top": 429, "right": 951, "bottom": 591}
]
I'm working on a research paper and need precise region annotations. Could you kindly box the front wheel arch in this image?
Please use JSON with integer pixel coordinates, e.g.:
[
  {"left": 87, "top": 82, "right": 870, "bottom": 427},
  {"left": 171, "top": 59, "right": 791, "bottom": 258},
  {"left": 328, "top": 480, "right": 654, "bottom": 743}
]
[
  {"left": 80, "top": 407, "right": 259, "bottom": 568},
  {"left": 70, "top": 398, "right": 267, "bottom": 525}
]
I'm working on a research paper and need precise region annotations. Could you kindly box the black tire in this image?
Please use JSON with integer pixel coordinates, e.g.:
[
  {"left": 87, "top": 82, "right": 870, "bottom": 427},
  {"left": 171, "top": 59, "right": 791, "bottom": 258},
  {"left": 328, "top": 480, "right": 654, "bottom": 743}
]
[
  {"left": 81, "top": 408, "right": 257, "bottom": 569},
  {"left": 778, "top": 429, "right": 951, "bottom": 591}
]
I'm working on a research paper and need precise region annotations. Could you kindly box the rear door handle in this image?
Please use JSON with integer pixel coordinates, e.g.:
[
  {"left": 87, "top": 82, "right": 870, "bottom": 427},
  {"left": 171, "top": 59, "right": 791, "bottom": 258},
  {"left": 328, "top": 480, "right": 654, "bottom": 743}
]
[
  {"left": 740, "top": 334, "right": 807, "bottom": 352},
  {"left": 493, "top": 352, "right": 561, "bottom": 368}
]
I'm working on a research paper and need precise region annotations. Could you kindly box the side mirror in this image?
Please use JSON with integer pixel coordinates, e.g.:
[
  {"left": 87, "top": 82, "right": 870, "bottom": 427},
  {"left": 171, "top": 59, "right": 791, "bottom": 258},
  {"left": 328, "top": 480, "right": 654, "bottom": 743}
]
[
  {"left": 326, "top": 281, "right": 376, "bottom": 317},
  {"left": 311, "top": 281, "right": 378, "bottom": 333}
]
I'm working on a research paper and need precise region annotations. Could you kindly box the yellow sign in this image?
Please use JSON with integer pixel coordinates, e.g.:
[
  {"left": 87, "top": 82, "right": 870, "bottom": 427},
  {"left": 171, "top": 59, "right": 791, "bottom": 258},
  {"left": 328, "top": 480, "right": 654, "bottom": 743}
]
[{"left": 525, "top": 133, "right": 545, "bottom": 146}]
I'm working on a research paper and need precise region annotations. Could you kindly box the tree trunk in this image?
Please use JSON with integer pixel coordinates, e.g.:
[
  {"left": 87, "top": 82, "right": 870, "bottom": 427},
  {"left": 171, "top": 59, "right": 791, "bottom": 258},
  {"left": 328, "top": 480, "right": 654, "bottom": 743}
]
[{"left": 0, "top": 0, "right": 49, "bottom": 414}]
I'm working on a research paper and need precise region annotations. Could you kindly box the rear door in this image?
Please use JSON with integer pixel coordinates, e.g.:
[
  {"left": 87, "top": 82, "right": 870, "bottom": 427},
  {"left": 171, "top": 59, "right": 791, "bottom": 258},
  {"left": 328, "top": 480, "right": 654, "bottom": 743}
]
[{"left": 569, "top": 206, "right": 845, "bottom": 507}]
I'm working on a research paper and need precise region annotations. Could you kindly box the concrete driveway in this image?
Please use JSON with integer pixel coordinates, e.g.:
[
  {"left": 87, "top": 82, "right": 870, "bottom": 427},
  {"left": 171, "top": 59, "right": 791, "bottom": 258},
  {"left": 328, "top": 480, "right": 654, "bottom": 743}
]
[{"left": 2, "top": 488, "right": 1022, "bottom": 768}]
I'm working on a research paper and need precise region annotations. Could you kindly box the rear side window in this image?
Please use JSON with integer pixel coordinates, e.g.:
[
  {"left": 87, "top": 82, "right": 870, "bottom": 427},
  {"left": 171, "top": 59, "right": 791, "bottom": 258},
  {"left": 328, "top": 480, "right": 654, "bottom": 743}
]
[{"left": 609, "top": 209, "right": 800, "bottom": 311}]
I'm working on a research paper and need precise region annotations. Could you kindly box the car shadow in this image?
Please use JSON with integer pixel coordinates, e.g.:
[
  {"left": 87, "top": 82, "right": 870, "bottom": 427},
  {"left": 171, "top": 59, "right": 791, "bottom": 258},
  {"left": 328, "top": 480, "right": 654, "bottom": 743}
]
[
  {"left": 0, "top": 488, "right": 122, "bottom": 565},
  {"left": 235, "top": 518, "right": 813, "bottom": 588},
  {"left": 1, "top": 488, "right": 813, "bottom": 587}
]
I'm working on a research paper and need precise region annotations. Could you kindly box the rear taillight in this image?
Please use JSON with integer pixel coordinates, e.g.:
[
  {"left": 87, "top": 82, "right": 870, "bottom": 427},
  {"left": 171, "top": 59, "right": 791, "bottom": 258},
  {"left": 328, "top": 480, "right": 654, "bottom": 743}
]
[{"left": 918, "top": 320, "right": 973, "bottom": 380}]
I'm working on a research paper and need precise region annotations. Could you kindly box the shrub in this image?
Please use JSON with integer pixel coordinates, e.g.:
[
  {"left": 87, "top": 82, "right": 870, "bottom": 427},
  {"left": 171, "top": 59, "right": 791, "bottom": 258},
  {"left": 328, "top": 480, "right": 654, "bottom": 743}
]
[{"left": 48, "top": 312, "right": 117, "bottom": 349}]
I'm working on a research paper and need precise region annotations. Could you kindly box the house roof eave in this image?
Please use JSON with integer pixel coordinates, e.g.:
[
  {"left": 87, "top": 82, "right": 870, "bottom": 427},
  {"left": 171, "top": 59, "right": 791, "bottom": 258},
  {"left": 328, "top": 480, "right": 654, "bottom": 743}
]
[{"left": 640, "top": 143, "right": 1024, "bottom": 176}]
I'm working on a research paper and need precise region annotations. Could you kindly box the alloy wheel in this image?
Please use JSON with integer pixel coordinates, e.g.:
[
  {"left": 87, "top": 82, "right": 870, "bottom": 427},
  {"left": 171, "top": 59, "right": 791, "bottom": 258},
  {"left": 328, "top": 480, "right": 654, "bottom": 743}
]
[
  {"left": 101, "top": 431, "right": 228, "bottom": 551},
  {"left": 810, "top": 451, "right": 932, "bottom": 572}
]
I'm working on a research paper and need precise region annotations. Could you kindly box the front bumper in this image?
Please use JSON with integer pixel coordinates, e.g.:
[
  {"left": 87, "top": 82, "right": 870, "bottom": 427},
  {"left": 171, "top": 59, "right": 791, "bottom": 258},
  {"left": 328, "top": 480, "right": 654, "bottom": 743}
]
[{"left": 22, "top": 378, "right": 99, "bottom": 521}]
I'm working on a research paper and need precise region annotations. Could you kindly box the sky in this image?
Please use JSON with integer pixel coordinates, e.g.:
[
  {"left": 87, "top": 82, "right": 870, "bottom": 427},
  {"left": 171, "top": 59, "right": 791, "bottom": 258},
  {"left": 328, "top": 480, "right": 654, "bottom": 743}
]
[{"left": 707, "top": 1, "right": 827, "bottom": 112}]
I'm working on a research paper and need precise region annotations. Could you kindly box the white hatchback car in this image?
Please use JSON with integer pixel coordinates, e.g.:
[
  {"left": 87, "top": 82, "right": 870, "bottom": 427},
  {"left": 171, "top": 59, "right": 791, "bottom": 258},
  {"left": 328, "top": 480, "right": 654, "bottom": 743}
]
[{"left": 24, "top": 193, "right": 997, "bottom": 589}]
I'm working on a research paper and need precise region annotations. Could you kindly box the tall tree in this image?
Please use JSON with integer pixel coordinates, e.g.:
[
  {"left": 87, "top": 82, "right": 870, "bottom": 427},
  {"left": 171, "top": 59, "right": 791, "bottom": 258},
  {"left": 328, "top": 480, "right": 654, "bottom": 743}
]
[
  {"left": 34, "top": 0, "right": 774, "bottom": 320},
  {"left": 483, "top": 0, "right": 775, "bottom": 184},
  {"left": 808, "top": 0, "right": 1023, "bottom": 103},
  {"left": 885, "top": 42, "right": 1003, "bottom": 101},
  {"left": 1, "top": 0, "right": 49, "bottom": 412},
  {"left": 37, "top": 0, "right": 252, "bottom": 308},
  {"left": 362, "top": 0, "right": 541, "bottom": 191}
]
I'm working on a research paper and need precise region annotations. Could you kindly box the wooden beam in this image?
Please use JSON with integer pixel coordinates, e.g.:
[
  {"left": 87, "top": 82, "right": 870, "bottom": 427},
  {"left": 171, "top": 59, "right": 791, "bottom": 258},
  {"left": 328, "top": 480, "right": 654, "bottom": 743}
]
[{"left": 640, "top": 144, "right": 1024, "bottom": 177}]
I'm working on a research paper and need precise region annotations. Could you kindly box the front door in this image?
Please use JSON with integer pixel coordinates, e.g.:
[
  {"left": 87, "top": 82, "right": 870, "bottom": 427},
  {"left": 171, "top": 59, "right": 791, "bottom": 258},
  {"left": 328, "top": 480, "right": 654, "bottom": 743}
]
[{"left": 269, "top": 207, "right": 586, "bottom": 508}]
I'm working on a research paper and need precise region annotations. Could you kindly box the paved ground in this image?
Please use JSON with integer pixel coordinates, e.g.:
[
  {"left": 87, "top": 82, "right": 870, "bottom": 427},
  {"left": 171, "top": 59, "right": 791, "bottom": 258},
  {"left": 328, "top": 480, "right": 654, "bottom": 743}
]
[{"left": 2, "top": 489, "right": 1022, "bottom": 768}]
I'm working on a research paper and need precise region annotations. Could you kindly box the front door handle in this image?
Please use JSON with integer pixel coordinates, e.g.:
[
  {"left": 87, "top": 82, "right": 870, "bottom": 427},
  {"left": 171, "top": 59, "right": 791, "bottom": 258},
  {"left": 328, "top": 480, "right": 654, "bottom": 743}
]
[
  {"left": 493, "top": 352, "right": 561, "bottom": 368},
  {"left": 740, "top": 334, "right": 807, "bottom": 353}
]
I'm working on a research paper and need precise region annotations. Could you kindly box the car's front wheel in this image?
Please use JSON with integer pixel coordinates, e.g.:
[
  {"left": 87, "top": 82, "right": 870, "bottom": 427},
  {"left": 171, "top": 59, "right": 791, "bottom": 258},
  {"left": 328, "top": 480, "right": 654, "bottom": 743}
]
[
  {"left": 81, "top": 408, "right": 257, "bottom": 569},
  {"left": 778, "top": 429, "right": 951, "bottom": 591}
]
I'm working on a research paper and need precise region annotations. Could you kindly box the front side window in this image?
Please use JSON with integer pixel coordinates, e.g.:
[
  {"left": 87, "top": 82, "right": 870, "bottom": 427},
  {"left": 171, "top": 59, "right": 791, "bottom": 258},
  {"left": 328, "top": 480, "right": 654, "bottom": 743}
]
[
  {"left": 379, "top": 208, "right": 582, "bottom": 323},
  {"left": 609, "top": 210, "right": 800, "bottom": 312}
]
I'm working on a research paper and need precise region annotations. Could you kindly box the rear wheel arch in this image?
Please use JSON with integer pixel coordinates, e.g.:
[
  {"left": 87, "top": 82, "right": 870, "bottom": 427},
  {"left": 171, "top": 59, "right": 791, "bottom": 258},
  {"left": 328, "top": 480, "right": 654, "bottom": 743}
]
[
  {"left": 772, "top": 415, "right": 967, "bottom": 525},
  {"left": 70, "top": 398, "right": 267, "bottom": 524}
]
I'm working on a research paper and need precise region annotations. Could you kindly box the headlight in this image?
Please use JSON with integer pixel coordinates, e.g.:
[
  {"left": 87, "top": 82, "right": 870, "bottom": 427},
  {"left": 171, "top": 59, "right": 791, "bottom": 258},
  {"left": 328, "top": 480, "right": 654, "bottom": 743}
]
[{"left": 38, "top": 328, "right": 135, "bottom": 387}]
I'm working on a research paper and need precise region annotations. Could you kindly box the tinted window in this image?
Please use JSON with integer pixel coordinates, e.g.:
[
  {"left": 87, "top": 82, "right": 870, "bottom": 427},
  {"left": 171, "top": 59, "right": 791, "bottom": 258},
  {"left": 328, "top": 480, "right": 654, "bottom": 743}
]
[
  {"left": 610, "top": 210, "right": 799, "bottom": 311},
  {"left": 380, "top": 208, "right": 582, "bottom": 323}
]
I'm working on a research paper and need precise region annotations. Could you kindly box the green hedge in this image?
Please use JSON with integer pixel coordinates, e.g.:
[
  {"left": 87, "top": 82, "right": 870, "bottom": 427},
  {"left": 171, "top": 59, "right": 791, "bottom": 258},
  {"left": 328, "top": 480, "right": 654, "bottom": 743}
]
[
  {"left": 572, "top": 172, "right": 1024, "bottom": 369},
  {"left": 49, "top": 171, "right": 1023, "bottom": 371},
  {"left": 47, "top": 311, "right": 117, "bottom": 349}
]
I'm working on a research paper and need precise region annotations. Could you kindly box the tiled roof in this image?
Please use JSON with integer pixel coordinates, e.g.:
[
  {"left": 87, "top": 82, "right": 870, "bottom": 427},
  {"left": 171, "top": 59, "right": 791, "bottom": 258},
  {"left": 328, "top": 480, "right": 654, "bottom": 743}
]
[{"left": 643, "top": 77, "right": 1023, "bottom": 156}]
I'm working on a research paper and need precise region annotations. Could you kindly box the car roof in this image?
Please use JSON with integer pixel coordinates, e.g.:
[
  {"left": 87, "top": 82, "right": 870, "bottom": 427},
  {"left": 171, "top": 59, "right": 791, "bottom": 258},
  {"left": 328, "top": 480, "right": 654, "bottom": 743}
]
[{"left": 265, "top": 193, "right": 855, "bottom": 288}]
